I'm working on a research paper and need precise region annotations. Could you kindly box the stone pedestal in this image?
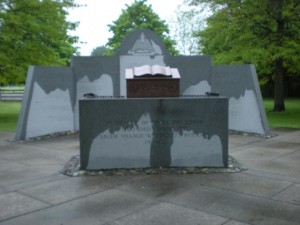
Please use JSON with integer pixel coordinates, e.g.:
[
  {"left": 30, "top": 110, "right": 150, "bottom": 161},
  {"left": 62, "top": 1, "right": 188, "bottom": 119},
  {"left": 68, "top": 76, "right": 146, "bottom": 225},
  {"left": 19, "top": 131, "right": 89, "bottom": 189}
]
[
  {"left": 127, "top": 77, "right": 180, "bottom": 98},
  {"left": 79, "top": 97, "right": 228, "bottom": 170}
]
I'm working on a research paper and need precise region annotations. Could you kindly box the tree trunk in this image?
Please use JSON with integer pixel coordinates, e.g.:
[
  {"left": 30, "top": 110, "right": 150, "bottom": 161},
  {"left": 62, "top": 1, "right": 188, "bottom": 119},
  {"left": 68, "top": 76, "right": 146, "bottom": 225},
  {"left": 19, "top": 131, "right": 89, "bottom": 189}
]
[
  {"left": 273, "top": 0, "right": 285, "bottom": 112},
  {"left": 274, "top": 57, "right": 285, "bottom": 112}
]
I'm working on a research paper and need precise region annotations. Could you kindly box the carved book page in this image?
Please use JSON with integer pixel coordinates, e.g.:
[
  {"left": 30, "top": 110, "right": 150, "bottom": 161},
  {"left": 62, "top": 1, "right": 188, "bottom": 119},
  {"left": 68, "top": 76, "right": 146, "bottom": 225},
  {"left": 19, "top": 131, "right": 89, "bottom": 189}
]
[
  {"left": 133, "top": 65, "right": 152, "bottom": 76},
  {"left": 133, "top": 65, "right": 172, "bottom": 77}
]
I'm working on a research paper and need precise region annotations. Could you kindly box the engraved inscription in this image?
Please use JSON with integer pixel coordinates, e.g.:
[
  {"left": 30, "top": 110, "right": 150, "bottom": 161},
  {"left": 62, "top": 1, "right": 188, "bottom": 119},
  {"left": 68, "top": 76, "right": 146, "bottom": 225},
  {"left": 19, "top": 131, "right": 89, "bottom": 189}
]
[{"left": 97, "top": 119, "right": 204, "bottom": 146}]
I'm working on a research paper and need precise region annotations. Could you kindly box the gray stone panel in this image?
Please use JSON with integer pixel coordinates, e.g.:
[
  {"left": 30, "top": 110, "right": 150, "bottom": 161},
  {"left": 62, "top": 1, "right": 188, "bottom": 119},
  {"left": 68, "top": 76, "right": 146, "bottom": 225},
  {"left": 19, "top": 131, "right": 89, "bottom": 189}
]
[
  {"left": 116, "top": 29, "right": 170, "bottom": 56},
  {"left": 166, "top": 55, "right": 212, "bottom": 95},
  {"left": 212, "top": 64, "right": 270, "bottom": 135},
  {"left": 71, "top": 56, "right": 119, "bottom": 96},
  {"left": 15, "top": 66, "right": 74, "bottom": 141},
  {"left": 71, "top": 56, "right": 119, "bottom": 129},
  {"left": 79, "top": 97, "right": 228, "bottom": 170}
]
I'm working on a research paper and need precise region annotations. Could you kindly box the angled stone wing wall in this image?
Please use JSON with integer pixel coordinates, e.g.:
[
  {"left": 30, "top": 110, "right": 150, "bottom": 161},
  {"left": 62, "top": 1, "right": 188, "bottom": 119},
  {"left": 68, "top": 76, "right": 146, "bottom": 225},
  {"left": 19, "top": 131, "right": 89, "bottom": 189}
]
[
  {"left": 212, "top": 64, "right": 270, "bottom": 136},
  {"left": 15, "top": 66, "right": 75, "bottom": 140}
]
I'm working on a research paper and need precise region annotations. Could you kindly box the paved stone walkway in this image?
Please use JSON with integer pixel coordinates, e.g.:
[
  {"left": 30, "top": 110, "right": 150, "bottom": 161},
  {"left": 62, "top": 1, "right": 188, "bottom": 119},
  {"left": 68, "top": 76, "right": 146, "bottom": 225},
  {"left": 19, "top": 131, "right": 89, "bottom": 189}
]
[{"left": 0, "top": 129, "right": 299, "bottom": 225}]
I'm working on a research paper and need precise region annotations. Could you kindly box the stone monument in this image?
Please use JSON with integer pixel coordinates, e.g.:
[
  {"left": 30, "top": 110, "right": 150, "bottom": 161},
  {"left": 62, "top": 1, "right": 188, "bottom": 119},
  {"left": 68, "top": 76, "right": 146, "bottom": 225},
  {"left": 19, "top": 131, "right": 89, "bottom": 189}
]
[
  {"left": 15, "top": 29, "right": 270, "bottom": 141},
  {"left": 79, "top": 97, "right": 228, "bottom": 170},
  {"left": 78, "top": 57, "right": 228, "bottom": 170}
]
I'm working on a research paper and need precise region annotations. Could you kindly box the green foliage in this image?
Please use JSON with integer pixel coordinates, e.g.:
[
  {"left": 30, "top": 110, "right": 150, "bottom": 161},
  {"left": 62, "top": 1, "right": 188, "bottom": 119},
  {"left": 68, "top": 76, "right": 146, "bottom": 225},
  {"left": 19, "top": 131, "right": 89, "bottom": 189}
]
[
  {"left": 91, "top": 45, "right": 111, "bottom": 56},
  {"left": 0, "top": 0, "right": 79, "bottom": 85},
  {"left": 106, "top": 0, "right": 178, "bottom": 55},
  {"left": 188, "top": 0, "right": 300, "bottom": 111},
  {"left": 193, "top": 0, "right": 300, "bottom": 66}
]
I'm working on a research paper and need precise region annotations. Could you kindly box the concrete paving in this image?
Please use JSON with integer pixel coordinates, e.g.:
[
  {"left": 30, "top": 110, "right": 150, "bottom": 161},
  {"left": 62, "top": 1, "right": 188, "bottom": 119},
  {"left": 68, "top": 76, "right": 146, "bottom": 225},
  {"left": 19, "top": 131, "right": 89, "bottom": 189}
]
[{"left": 0, "top": 129, "right": 299, "bottom": 225}]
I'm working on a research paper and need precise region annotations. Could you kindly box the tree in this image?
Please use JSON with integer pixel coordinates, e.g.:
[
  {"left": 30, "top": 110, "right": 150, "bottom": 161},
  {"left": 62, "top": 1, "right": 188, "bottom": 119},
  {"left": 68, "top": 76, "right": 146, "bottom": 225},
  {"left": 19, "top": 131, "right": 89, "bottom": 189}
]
[
  {"left": 91, "top": 45, "right": 111, "bottom": 56},
  {"left": 189, "top": 0, "right": 300, "bottom": 112},
  {"left": 106, "top": 0, "right": 178, "bottom": 55},
  {"left": 0, "top": 0, "right": 79, "bottom": 85},
  {"left": 169, "top": 4, "right": 207, "bottom": 55}
]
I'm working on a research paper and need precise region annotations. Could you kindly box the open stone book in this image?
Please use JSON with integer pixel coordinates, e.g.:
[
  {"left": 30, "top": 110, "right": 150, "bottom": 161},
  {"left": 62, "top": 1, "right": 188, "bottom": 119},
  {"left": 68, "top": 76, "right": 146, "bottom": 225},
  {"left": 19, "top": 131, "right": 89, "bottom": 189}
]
[
  {"left": 125, "top": 65, "right": 181, "bottom": 79},
  {"left": 133, "top": 65, "right": 172, "bottom": 77}
]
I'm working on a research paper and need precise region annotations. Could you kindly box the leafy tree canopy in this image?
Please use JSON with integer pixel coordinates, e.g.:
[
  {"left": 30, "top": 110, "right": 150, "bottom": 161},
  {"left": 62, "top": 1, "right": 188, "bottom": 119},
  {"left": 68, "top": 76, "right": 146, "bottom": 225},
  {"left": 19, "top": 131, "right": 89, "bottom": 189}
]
[
  {"left": 91, "top": 45, "right": 111, "bottom": 56},
  {"left": 106, "top": 0, "right": 178, "bottom": 55},
  {"left": 0, "top": 0, "right": 79, "bottom": 85},
  {"left": 188, "top": 0, "right": 300, "bottom": 111}
]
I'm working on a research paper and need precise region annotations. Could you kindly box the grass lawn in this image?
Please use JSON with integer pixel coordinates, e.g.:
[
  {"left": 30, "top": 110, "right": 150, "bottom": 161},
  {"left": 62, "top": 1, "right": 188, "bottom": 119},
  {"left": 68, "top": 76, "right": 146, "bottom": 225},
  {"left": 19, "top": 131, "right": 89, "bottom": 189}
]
[
  {"left": 264, "top": 98, "right": 300, "bottom": 129},
  {"left": 0, "top": 98, "right": 299, "bottom": 131},
  {"left": 0, "top": 101, "right": 21, "bottom": 131}
]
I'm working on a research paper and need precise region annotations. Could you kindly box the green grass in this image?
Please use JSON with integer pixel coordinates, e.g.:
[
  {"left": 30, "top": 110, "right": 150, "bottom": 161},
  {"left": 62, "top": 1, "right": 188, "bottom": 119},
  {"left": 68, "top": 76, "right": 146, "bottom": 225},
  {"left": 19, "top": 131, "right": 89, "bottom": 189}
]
[
  {"left": 264, "top": 98, "right": 300, "bottom": 129},
  {"left": 0, "top": 101, "right": 21, "bottom": 131},
  {"left": 0, "top": 98, "right": 299, "bottom": 131}
]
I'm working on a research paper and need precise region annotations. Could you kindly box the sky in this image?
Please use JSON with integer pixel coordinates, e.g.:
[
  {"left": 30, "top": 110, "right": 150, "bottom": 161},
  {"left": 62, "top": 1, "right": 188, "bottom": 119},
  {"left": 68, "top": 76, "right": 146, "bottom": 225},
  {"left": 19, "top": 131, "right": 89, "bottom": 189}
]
[{"left": 67, "top": 0, "right": 183, "bottom": 56}]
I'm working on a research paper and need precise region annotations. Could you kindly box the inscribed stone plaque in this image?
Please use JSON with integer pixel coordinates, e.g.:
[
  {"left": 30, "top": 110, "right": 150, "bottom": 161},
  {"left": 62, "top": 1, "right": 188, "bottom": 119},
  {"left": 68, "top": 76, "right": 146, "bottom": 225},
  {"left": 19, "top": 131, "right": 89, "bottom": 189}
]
[{"left": 79, "top": 97, "right": 228, "bottom": 170}]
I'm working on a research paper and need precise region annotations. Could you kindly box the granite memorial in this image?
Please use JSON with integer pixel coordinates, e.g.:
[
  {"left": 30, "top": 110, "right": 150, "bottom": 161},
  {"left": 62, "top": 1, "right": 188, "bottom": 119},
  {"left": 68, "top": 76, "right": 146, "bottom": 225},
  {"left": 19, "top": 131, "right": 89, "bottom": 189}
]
[
  {"left": 15, "top": 29, "right": 270, "bottom": 142},
  {"left": 80, "top": 97, "right": 228, "bottom": 169}
]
